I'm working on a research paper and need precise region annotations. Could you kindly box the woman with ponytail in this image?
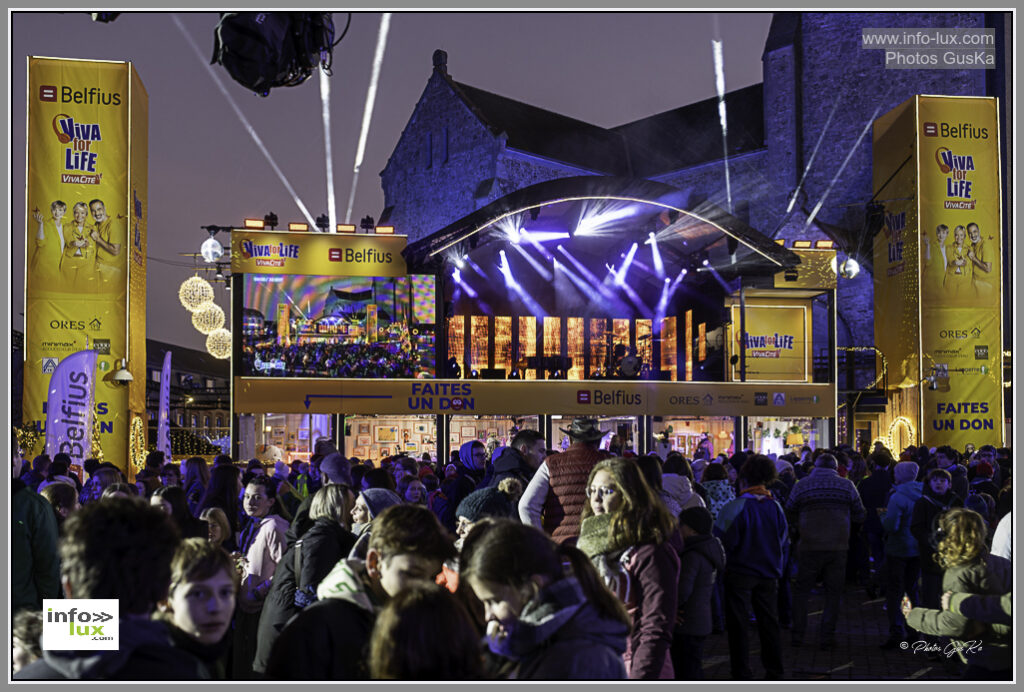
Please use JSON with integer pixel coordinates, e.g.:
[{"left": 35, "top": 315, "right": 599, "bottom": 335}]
[
  {"left": 577, "top": 457, "right": 681, "bottom": 679},
  {"left": 460, "top": 519, "right": 629, "bottom": 679}
]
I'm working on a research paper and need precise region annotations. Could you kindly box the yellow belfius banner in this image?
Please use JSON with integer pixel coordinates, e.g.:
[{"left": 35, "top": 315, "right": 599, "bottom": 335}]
[
  {"left": 24, "top": 57, "right": 147, "bottom": 472},
  {"left": 231, "top": 230, "right": 408, "bottom": 277},
  {"left": 235, "top": 377, "right": 836, "bottom": 417},
  {"left": 917, "top": 96, "right": 1003, "bottom": 446}
]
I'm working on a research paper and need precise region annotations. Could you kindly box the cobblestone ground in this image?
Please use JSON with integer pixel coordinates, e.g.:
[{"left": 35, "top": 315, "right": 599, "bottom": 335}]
[{"left": 700, "top": 583, "right": 970, "bottom": 681}]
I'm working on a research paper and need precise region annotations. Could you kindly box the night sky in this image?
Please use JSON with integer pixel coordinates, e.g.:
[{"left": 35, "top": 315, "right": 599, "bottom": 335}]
[{"left": 10, "top": 11, "right": 772, "bottom": 352}]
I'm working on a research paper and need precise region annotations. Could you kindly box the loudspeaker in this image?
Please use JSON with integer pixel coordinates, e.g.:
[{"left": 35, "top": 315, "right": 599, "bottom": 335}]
[{"left": 480, "top": 368, "right": 506, "bottom": 380}]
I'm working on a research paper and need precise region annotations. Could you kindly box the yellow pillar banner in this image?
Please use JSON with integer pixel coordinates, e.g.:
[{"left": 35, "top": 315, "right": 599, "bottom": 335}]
[
  {"left": 918, "top": 96, "right": 1002, "bottom": 446},
  {"left": 127, "top": 65, "right": 149, "bottom": 420},
  {"left": 25, "top": 57, "right": 146, "bottom": 469},
  {"left": 872, "top": 98, "right": 921, "bottom": 398}
]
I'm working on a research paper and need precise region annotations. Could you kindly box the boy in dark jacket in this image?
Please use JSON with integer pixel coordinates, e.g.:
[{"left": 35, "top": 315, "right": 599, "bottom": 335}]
[
  {"left": 911, "top": 469, "right": 962, "bottom": 614},
  {"left": 16, "top": 498, "right": 208, "bottom": 680},
  {"left": 264, "top": 504, "right": 455, "bottom": 680},
  {"left": 671, "top": 506, "right": 726, "bottom": 680},
  {"left": 713, "top": 455, "right": 789, "bottom": 680}
]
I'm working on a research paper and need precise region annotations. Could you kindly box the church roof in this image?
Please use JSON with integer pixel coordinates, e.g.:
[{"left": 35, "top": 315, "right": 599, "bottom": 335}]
[
  {"left": 611, "top": 83, "right": 766, "bottom": 177},
  {"left": 446, "top": 77, "right": 634, "bottom": 176}
]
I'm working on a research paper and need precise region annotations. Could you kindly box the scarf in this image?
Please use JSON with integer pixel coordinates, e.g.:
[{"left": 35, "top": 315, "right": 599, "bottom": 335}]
[
  {"left": 485, "top": 577, "right": 587, "bottom": 661},
  {"left": 576, "top": 513, "right": 635, "bottom": 605},
  {"left": 739, "top": 484, "right": 772, "bottom": 498}
]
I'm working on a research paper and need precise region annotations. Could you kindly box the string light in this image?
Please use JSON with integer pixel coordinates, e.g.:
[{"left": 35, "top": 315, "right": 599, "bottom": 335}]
[
  {"left": 192, "top": 303, "right": 226, "bottom": 334},
  {"left": 179, "top": 276, "right": 215, "bottom": 312},
  {"left": 207, "top": 328, "right": 232, "bottom": 359},
  {"left": 129, "top": 416, "right": 147, "bottom": 473}
]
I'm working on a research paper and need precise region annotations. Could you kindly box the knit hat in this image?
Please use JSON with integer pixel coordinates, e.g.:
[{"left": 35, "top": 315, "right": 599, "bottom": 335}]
[
  {"left": 679, "top": 506, "right": 714, "bottom": 535},
  {"left": 444, "top": 464, "right": 457, "bottom": 478},
  {"left": 975, "top": 461, "right": 994, "bottom": 478},
  {"left": 894, "top": 461, "right": 919, "bottom": 484},
  {"left": 774, "top": 459, "right": 794, "bottom": 476},
  {"left": 359, "top": 488, "right": 403, "bottom": 518},
  {"left": 83, "top": 458, "right": 100, "bottom": 476},
  {"left": 964, "top": 494, "right": 990, "bottom": 518},
  {"left": 456, "top": 486, "right": 513, "bottom": 523},
  {"left": 320, "top": 452, "right": 353, "bottom": 486}
]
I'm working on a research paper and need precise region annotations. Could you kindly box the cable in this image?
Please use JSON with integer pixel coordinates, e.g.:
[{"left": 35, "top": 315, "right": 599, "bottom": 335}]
[{"left": 332, "top": 12, "right": 352, "bottom": 47}]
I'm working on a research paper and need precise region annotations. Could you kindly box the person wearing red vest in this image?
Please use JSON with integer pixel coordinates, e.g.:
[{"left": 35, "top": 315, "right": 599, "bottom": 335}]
[{"left": 519, "top": 418, "right": 611, "bottom": 544}]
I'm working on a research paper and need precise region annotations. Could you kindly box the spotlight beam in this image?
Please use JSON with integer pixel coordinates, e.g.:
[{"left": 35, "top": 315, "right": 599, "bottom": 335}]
[
  {"left": 615, "top": 243, "right": 639, "bottom": 286},
  {"left": 319, "top": 68, "right": 337, "bottom": 232},
  {"left": 712, "top": 39, "right": 732, "bottom": 213},
  {"left": 786, "top": 96, "right": 840, "bottom": 214},
  {"left": 649, "top": 232, "right": 665, "bottom": 278},
  {"left": 172, "top": 14, "right": 317, "bottom": 229},
  {"left": 512, "top": 243, "right": 553, "bottom": 281},
  {"left": 499, "top": 251, "right": 546, "bottom": 317},
  {"left": 344, "top": 12, "right": 392, "bottom": 224}
]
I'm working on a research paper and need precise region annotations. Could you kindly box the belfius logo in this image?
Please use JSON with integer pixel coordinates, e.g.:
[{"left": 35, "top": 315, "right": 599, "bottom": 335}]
[{"left": 42, "top": 599, "right": 119, "bottom": 650}]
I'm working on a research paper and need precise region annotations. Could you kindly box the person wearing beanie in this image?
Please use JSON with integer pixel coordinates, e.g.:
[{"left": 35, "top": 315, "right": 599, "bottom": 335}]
[
  {"left": 435, "top": 485, "right": 518, "bottom": 594},
  {"left": 878, "top": 460, "right": 923, "bottom": 649},
  {"left": 433, "top": 441, "right": 487, "bottom": 534},
  {"left": 347, "top": 488, "right": 404, "bottom": 560},
  {"left": 672, "top": 506, "right": 725, "bottom": 680},
  {"left": 910, "top": 468, "right": 963, "bottom": 637}
]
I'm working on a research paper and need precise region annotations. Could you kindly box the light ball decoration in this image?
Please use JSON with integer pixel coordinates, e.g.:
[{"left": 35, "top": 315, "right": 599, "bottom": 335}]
[
  {"left": 206, "top": 328, "right": 232, "bottom": 359},
  {"left": 192, "top": 303, "right": 226, "bottom": 335},
  {"left": 179, "top": 276, "right": 215, "bottom": 313},
  {"left": 201, "top": 236, "right": 224, "bottom": 263}
]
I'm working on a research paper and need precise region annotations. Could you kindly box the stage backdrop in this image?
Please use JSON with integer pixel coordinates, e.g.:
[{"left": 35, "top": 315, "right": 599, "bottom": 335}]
[
  {"left": 24, "top": 57, "right": 148, "bottom": 473},
  {"left": 873, "top": 95, "right": 1003, "bottom": 448}
]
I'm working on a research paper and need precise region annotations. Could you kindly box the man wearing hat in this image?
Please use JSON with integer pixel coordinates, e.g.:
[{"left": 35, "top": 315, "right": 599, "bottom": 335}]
[{"left": 519, "top": 417, "right": 611, "bottom": 544}]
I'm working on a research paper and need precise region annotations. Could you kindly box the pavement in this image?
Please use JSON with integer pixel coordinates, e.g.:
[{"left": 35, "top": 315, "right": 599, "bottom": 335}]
[{"left": 699, "top": 582, "right": 970, "bottom": 681}]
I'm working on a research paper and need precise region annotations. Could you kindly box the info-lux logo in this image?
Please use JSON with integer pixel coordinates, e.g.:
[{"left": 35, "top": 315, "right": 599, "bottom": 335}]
[{"left": 42, "top": 599, "right": 119, "bottom": 651}]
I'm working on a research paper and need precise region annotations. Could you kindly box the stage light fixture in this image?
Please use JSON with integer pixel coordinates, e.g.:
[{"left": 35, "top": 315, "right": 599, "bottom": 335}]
[
  {"left": 245, "top": 218, "right": 266, "bottom": 229},
  {"left": 336, "top": 224, "right": 356, "bottom": 233},
  {"left": 374, "top": 226, "right": 395, "bottom": 234},
  {"left": 315, "top": 214, "right": 330, "bottom": 232},
  {"left": 288, "top": 222, "right": 309, "bottom": 232}
]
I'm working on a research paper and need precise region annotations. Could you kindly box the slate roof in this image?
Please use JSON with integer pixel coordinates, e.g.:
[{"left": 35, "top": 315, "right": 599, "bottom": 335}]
[
  {"left": 611, "top": 83, "right": 766, "bottom": 177},
  {"left": 147, "top": 338, "right": 229, "bottom": 377},
  {"left": 446, "top": 78, "right": 634, "bottom": 176}
]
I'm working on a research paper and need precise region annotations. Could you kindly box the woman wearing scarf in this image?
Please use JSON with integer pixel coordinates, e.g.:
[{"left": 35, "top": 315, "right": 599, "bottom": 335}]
[{"left": 577, "top": 457, "right": 681, "bottom": 679}]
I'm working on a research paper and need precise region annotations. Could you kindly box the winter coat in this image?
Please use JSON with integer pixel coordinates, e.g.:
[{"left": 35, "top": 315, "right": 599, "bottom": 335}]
[
  {"left": 623, "top": 538, "right": 682, "bottom": 679},
  {"left": 577, "top": 514, "right": 680, "bottom": 680},
  {"left": 264, "top": 559, "right": 382, "bottom": 680},
  {"left": 675, "top": 533, "right": 726, "bottom": 637},
  {"left": 253, "top": 518, "right": 356, "bottom": 674},
  {"left": 15, "top": 617, "right": 209, "bottom": 680},
  {"left": 906, "top": 554, "right": 1011, "bottom": 672},
  {"left": 661, "top": 474, "right": 705, "bottom": 517},
  {"left": 910, "top": 487, "right": 962, "bottom": 575},
  {"left": 714, "top": 491, "right": 789, "bottom": 580},
  {"left": 12, "top": 478, "right": 61, "bottom": 614},
  {"left": 543, "top": 443, "right": 611, "bottom": 543},
  {"left": 881, "top": 481, "right": 923, "bottom": 558},
  {"left": 785, "top": 467, "right": 867, "bottom": 553},
  {"left": 488, "top": 446, "right": 535, "bottom": 489},
  {"left": 492, "top": 576, "right": 628, "bottom": 680},
  {"left": 856, "top": 470, "right": 893, "bottom": 535},
  {"left": 702, "top": 479, "right": 736, "bottom": 520}
]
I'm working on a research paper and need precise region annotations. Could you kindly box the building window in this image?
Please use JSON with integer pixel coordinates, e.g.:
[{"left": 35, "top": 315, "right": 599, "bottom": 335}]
[
  {"left": 151, "top": 370, "right": 160, "bottom": 383},
  {"left": 204, "top": 416, "right": 210, "bottom": 428},
  {"left": 216, "top": 417, "right": 223, "bottom": 428},
  {"left": 177, "top": 414, "right": 184, "bottom": 426},
  {"left": 190, "top": 415, "right": 197, "bottom": 428},
  {"left": 205, "top": 378, "right": 215, "bottom": 388}
]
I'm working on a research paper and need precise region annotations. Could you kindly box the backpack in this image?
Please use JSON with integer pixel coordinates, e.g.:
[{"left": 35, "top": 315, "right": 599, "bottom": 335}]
[{"left": 211, "top": 12, "right": 335, "bottom": 96}]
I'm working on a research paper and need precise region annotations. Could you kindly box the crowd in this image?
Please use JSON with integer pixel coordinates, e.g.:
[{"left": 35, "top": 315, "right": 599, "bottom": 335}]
[
  {"left": 240, "top": 340, "right": 420, "bottom": 378},
  {"left": 11, "top": 425, "right": 1012, "bottom": 680}
]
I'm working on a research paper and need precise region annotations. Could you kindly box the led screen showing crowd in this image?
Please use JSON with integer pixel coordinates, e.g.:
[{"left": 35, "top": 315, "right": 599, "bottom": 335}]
[{"left": 240, "top": 274, "right": 436, "bottom": 378}]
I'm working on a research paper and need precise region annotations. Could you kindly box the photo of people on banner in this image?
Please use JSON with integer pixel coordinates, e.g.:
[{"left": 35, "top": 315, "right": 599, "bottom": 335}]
[
  {"left": 31, "top": 197, "right": 124, "bottom": 293},
  {"left": 922, "top": 221, "right": 995, "bottom": 304}
]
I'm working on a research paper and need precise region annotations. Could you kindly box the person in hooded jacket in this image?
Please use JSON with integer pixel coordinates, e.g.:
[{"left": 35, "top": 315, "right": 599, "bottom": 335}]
[
  {"left": 284, "top": 452, "right": 352, "bottom": 546},
  {"left": 671, "top": 506, "right": 726, "bottom": 680},
  {"left": 911, "top": 469, "right": 963, "bottom": 623},
  {"left": 461, "top": 519, "right": 630, "bottom": 679},
  {"left": 264, "top": 505, "right": 455, "bottom": 680},
  {"left": 253, "top": 484, "right": 357, "bottom": 675},
  {"left": 577, "top": 457, "right": 681, "bottom": 679},
  {"left": 488, "top": 429, "right": 547, "bottom": 489},
  {"left": 879, "top": 460, "right": 924, "bottom": 649}
]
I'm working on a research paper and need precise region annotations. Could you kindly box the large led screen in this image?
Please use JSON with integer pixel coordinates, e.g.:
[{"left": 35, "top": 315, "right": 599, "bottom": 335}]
[{"left": 240, "top": 274, "right": 436, "bottom": 378}]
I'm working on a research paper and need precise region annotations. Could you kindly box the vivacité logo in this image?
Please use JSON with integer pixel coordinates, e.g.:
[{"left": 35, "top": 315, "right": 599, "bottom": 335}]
[{"left": 42, "top": 599, "right": 119, "bottom": 651}]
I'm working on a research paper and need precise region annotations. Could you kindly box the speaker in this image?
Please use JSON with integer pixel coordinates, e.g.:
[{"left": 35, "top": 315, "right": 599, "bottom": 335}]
[{"left": 480, "top": 368, "right": 506, "bottom": 380}]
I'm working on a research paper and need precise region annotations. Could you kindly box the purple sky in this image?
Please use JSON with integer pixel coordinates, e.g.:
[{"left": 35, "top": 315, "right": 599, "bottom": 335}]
[{"left": 10, "top": 11, "right": 772, "bottom": 352}]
